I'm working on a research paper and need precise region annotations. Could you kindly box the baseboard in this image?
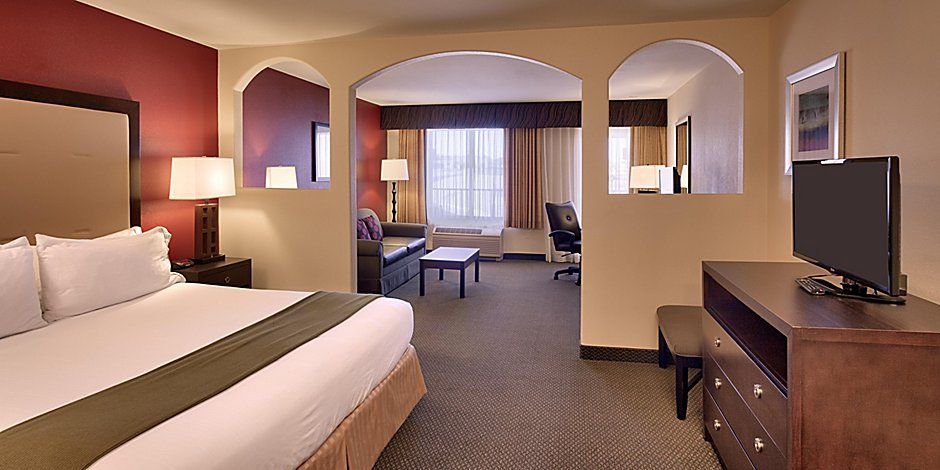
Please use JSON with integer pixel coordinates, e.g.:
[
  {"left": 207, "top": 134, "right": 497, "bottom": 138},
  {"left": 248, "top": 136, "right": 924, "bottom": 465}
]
[
  {"left": 579, "top": 345, "right": 658, "bottom": 363},
  {"left": 502, "top": 253, "right": 546, "bottom": 261}
]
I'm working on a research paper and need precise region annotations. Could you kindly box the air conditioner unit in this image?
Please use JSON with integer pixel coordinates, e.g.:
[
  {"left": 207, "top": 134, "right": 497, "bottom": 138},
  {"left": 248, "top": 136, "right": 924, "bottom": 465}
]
[{"left": 431, "top": 226, "right": 504, "bottom": 260}]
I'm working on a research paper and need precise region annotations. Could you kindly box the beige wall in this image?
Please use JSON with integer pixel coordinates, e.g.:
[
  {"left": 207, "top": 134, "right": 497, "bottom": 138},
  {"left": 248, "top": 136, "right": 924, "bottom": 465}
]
[
  {"left": 767, "top": 0, "right": 940, "bottom": 302},
  {"left": 667, "top": 59, "right": 744, "bottom": 194},
  {"left": 218, "top": 18, "right": 772, "bottom": 350}
]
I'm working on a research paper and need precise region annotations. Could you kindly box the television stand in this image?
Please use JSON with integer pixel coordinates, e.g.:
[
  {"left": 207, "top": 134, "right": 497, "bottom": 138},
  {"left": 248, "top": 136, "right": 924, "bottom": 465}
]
[{"left": 796, "top": 275, "right": 906, "bottom": 304}]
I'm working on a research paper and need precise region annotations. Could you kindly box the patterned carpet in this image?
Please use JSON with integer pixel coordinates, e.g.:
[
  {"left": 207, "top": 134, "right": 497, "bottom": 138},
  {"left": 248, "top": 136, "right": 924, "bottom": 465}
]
[{"left": 375, "top": 260, "right": 720, "bottom": 470}]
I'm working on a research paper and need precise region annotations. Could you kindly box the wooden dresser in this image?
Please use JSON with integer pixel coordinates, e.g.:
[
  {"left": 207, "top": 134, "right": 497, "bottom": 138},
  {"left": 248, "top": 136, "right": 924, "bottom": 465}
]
[{"left": 701, "top": 261, "right": 940, "bottom": 469}]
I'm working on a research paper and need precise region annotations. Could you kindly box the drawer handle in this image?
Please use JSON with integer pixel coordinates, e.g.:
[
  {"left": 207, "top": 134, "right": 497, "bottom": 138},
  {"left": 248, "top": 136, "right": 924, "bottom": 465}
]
[
  {"left": 714, "top": 337, "right": 721, "bottom": 348},
  {"left": 753, "top": 384, "right": 763, "bottom": 399},
  {"left": 712, "top": 419, "right": 721, "bottom": 431},
  {"left": 224, "top": 276, "right": 232, "bottom": 284},
  {"left": 754, "top": 437, "right": 765, "bottom": 453},
  {"left": 714, "top": 378, "right": 722, "bottom": 390}
]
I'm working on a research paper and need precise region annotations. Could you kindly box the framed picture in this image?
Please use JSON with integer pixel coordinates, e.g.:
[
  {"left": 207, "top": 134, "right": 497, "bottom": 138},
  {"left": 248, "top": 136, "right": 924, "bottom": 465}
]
[
  {"left": 312, "top": 122, "right": 330, "bottom": 182},
  {"left": 676, "top": 116, "right": 691, "bottom": 193},
  {"left": 784, "top": 52, "right": 844, "bottom": 174}
]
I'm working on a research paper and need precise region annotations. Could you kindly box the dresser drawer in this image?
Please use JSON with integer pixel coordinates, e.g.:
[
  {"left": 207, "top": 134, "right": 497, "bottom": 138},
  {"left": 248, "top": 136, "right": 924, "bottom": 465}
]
[
  {"left": 703, "top": 312, "right": 788, "bottom": 450},
  {"left": 705, "top": 353, "right": 786, "bottom": 470},
  {"left": 198, "top": 264, "right": 251, "bottom": 287},
  {"left": 704, "top": 389, "right": 754, "bottom": 470}
]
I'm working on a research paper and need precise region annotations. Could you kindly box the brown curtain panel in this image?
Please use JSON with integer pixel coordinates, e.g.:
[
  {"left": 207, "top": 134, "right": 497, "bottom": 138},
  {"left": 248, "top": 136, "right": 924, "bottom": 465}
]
[
  {"left": 505, "top": 128, "right": 543, "bottom": 230},
  {"left": 396, "top": 129, "right": 426, "bottom": 224},
  {"left": 630, "top": 126, "right": 667, "bottom": 166}
]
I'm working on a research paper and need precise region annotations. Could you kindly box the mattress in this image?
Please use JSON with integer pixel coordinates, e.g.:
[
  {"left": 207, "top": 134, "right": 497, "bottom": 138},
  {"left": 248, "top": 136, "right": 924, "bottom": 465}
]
[{"left": 0, "top": 283, "right": 414, "bottom": 469}]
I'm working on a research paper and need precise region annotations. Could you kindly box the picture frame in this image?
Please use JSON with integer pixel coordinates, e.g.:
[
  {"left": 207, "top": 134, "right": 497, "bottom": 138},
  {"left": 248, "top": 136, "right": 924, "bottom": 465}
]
[
  {"left": 784, "top": 52, "right": 844, "bottom": 175},
  {"left": 312, "top": 121, "right": 330, "bottom": 182},
  {"left": 676, "top": 116, "right": 691, "bottom": 193}
]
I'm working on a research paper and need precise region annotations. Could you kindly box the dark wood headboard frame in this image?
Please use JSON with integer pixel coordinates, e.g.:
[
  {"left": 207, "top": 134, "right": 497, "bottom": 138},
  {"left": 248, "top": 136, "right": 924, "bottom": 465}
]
[{"left": 0, "top": 78, "right": 141, "bottom": 226}]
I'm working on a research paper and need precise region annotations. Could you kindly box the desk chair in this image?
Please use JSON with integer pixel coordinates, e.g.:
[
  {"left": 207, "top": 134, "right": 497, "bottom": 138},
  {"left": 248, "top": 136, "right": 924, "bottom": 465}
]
[{"left": 545, "top": 201, "right": 581, "bottom": 285}]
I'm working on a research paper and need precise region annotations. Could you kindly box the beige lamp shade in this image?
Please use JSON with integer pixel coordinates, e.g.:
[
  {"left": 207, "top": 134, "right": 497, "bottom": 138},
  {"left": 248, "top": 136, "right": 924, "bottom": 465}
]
[
  {"left": 381, "top": 159, "right": 409, "bottom": 181},
  {"left": 629, "top": 165, "right": 663, "bottom": 190},
  {"left": 265, "top": 166, "right": 298, "bottom": 189},
  {"left": 169, "top": 157, "right": 236, "bottom": 200}
]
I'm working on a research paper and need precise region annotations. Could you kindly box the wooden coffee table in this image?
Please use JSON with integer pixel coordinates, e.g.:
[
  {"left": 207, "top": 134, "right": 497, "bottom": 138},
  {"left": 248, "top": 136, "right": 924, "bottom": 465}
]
[{"left": 419, "top": 247, "right": 480, "bottom": 298}]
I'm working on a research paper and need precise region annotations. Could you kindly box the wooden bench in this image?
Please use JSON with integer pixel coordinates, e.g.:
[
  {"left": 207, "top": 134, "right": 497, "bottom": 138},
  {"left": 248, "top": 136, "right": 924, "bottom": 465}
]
[{"left": 657, "top": 305, "right": 705, "bottom": 420}]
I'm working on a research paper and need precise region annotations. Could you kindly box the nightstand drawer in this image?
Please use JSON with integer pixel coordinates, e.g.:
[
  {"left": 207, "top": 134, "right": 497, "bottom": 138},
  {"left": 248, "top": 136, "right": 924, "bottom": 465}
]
[
  {"left": 177, "top": 258, "right": 252, "bottom": 288},
  {"left": 199, "top": 265, "right": 250, "bottom": 287}
]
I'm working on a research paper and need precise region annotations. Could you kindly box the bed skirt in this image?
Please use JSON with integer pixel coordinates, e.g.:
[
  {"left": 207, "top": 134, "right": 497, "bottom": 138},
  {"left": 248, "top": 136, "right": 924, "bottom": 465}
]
[{"left": 298, "top": 345, "right": 426, "bottom": 470}]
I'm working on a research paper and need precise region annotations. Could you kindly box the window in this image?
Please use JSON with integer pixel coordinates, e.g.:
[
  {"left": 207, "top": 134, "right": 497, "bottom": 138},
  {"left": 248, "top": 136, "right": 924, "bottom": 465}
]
[
  {"left": 425, "top": 129, "right": 505, "bottom": 228},
  {"left": 313, "top": 122, "right": 330, "bottom": 182},
  {"left": 608, "top": 127, "right": 631, "bottom": 194}
]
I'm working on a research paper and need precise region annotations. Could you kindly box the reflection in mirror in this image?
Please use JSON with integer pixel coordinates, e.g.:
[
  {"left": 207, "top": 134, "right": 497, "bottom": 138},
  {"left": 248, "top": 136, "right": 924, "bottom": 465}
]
[
  {"left": 313, "top": 122, "right": 330, "bottom": 182},
  {"left": 608, "top": 40, "right": 743, "bottom": 194},
  {"left": 241, "top": 62, "right": 330, "bottom": 189},
  {"left": 676, "top": 116, "right": 690, "bottom": 193}
]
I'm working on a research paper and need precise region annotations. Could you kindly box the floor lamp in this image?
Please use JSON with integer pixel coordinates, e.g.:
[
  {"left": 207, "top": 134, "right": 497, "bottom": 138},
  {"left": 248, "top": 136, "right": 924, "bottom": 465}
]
[{"left": 381, "top": 159, "right": 409, "bottom": 222}]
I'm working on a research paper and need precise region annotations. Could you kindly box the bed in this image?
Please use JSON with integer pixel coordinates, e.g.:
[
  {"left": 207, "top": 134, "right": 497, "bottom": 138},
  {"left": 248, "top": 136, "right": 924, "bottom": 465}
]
[{"left": 0, "top": 79, "right": 425, "bottom": 469}]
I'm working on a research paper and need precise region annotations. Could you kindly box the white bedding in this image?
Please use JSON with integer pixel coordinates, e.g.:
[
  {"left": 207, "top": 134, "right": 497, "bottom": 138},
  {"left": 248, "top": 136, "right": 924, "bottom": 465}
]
[{"left": 0, "top": 283, "right": 413, "bottom": 469}]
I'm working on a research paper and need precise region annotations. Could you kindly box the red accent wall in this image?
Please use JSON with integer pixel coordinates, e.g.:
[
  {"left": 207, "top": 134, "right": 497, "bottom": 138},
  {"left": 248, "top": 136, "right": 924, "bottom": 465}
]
[
  {"left": 356, "top": 100, "right": 387, "bottom": 220},
  {"left": 243, "top": 69, "right": 329, "bottom": 190},
  {"left": 0, "top": 0, "right": 218, "bottom": 259},
  {"left": 242, "top": 68, "right": 387, "bottom": 217}
]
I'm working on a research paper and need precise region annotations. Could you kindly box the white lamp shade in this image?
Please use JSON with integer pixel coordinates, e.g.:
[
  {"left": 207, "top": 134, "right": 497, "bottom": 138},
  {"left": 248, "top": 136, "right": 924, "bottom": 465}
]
[
  {"left": 680, "top": 165, "right": 689, "bottom": 189},
  {"left": 629, "top": 165, "right": 663, "bottom": 190},
  {"left": 169, "top": 157, "right": 236, "bottom": 200},
  {"left": 381, "top": 159, "right": 409, "bottom": 181},
  {"left": 265, "top": 166, "right": 298, "bottom": 189}
]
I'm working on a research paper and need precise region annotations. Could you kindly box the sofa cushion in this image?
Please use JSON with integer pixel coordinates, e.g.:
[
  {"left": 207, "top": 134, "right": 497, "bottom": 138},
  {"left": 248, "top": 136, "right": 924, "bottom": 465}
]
[
  {"left": 382, "top": 236, "right": 426, "bottom": 254},
  {"left": 356, "top": 219, "right": 372, "bottom": 240},
  {"left": 383, "top": 245, "right": 409, "bottom": 266},
  {"left": 361, "top": 216, "right": 383, "bottom": 241}
]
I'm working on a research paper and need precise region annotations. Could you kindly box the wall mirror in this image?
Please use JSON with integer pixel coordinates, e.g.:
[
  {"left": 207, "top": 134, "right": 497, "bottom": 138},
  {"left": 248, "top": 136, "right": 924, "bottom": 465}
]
[
  {"left": 608, "top": 40, "right": 743, "bottom": 194},
  {"left": 239, "top": 61, "right": 331, "bottom": 189}
]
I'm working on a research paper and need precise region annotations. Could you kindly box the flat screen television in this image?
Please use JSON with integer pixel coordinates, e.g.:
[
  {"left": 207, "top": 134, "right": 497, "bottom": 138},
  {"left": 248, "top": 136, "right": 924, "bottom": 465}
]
[{"left": 792, "top": 156, "right": 902, "bottom": 297}]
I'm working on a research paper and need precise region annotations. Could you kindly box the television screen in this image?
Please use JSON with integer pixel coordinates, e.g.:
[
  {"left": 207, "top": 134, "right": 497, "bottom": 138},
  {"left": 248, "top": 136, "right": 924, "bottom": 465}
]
[{"left": 792, "top": 156, "right": 900, "bottom": 295}]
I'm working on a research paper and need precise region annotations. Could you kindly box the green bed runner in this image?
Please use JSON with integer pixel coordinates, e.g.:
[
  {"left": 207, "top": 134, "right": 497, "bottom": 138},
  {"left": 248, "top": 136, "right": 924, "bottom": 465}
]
[{"left": 0, "top": 291, "right": 379, "bottom": 470}]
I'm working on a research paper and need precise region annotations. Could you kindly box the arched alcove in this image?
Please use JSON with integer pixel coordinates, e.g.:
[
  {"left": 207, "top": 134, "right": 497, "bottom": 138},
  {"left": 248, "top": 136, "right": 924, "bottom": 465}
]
[
  {"left": 350, "top": 50, "right": 583, "bottom": 288},
  {"left": 608, "top": 39, "right": 744, "bottom": 195},
  {"left": 233, "top": 58, "right": 331, "bottom": 190}
]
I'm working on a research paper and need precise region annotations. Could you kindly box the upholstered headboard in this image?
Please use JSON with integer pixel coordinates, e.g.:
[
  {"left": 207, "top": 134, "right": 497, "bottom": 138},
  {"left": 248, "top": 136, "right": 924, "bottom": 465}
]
[{"left": 0, "top": 79, "right": 140, "bottom": 243}]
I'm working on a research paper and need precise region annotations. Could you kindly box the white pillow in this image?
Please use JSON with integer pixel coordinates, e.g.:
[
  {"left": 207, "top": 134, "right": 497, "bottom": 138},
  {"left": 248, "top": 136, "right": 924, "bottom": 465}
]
[
  {"left": 37, "top": 230, "right": 183, "bottom": 321},
  {"left": 2, "top": 236, "right": 41, "bottom": 294},
  {"left": 0, "top": 246, "right": 47, "bottom": 338}
]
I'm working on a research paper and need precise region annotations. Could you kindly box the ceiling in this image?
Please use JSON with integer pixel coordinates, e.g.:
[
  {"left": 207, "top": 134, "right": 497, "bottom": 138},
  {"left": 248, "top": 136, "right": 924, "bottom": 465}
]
[
  {"left": 356, "top": 54, "right": 581, "bottom": 105},
  {"left": 78, "top": 0, "right": 788, "bottom": 48},
  {"left": 609, "top": 41, "right": 730, "bottom": 99}
]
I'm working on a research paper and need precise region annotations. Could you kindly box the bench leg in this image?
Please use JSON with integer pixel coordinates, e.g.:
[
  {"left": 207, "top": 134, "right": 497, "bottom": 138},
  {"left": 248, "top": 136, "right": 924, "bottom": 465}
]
[
  {"left": 658, "top": 329, "right": 672, "bottom": 369},
  {"left": 676, "top": 365, "right": 689, "bottom": 420}
]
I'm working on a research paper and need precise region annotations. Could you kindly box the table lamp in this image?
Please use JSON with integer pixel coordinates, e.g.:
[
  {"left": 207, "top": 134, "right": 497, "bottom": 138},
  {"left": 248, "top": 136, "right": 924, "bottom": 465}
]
[
  {"left": 169, "top": 157, "right": 236, "bottom": 263},
  {"left": 381, "top": 159, "right": 409, "bottom": 222},
  {"left": 629, "top": 165, "right": 662, "bottom": 194},
  {"left": 265, "top": 166, "right": 298, "bottom": 189}
]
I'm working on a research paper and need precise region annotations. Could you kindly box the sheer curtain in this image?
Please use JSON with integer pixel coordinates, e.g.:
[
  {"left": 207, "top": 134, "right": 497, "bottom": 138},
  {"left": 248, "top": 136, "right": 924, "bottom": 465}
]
[
  {"left": 541, "top": 128, "right": 582, "bottom": 262},
  {"left": 425, "top": 129, "right": 505, "bottom": 228},
  {"left": 608, "top": 127, "right": 631, "bottom": 194}
]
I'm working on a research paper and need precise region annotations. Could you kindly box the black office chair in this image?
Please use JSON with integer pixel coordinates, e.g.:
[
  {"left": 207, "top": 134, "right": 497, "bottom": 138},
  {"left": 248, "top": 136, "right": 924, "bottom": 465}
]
[{"left": 545, "top": 201, "right": 581, "bottom": 285}]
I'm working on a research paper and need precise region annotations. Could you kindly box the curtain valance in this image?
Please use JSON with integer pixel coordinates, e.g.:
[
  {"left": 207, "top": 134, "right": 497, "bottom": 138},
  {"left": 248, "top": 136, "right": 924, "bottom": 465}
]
[{"left": 381, "top": 99, "right": 666, "bottom": 129}]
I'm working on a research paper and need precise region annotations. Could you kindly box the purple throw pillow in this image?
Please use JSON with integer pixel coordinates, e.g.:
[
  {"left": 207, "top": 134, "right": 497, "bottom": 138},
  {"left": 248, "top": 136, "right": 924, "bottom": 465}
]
[
  {"left": 356, "top": 219, "right": 372, "bottom": 240},
  {"left": 361, "top": 216, "right": 383, "bottom": 241}
]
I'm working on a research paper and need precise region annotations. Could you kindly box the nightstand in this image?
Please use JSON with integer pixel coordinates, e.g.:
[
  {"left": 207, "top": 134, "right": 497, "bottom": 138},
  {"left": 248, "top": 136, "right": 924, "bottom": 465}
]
[{"left": 174, "top": 257, "right": 251, "bottom": 288}]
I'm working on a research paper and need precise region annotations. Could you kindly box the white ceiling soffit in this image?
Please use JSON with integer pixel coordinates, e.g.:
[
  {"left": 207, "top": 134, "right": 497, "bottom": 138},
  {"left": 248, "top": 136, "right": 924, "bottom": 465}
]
[
  {"left": 77, "top": 0, "right": 788, "bottom": 48},
  {"left": 609, "top": 41, "right": 730, "bottom": 100},
  {"left": 357, "top": 54, "right": 580, "bottom": 106}
]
